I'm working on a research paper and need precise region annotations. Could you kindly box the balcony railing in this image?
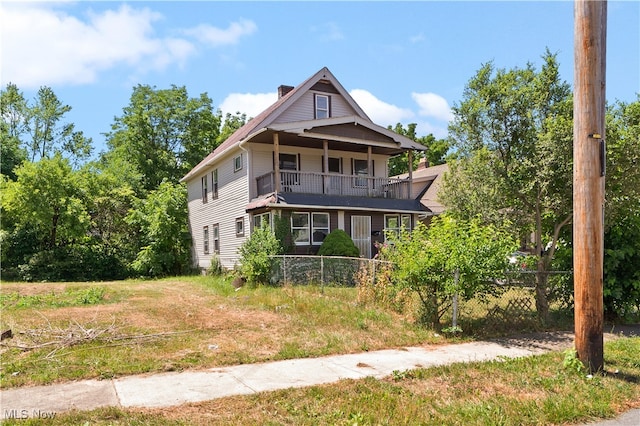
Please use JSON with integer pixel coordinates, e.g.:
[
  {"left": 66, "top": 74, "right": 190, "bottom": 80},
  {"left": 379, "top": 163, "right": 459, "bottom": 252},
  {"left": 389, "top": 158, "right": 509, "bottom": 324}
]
[{"left": 256, "top": 171, "right": 411, "bottom": 199}]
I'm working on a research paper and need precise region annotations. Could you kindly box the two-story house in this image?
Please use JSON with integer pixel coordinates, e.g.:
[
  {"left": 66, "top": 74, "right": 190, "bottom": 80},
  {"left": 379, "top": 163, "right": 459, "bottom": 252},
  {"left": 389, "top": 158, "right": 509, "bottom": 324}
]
[{"left": 182, "top": 67, "right": 436, "bottom": 271}]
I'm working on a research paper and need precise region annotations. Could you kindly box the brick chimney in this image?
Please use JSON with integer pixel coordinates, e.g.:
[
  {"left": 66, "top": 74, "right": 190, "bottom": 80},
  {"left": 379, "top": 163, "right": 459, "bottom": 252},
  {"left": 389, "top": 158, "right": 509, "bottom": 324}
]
[
  {"left": 417, "top": 157, "right": 429, "bottom": 170},
  {"left": 278, "top": 85, "right": 294, "bottom": 99}
]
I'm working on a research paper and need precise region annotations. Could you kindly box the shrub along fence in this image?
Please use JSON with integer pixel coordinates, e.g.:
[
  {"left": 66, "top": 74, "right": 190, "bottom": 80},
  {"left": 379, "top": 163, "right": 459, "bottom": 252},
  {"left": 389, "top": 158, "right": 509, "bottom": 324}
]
[{"left": 267, "top": 255, "right": 573, "bottom": 333}]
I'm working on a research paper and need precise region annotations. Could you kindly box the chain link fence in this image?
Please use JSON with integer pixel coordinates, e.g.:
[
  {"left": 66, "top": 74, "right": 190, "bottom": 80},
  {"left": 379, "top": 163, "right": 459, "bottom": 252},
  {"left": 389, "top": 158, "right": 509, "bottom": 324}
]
[
  {"left": 441, "top": 271, "right": 574, "bottom": 334},
  {"left": 268, "top": 255, "right": 390, "bottom": 287},
  {"left": 267, "top": 255, "right": 573, "bottom": 333}
]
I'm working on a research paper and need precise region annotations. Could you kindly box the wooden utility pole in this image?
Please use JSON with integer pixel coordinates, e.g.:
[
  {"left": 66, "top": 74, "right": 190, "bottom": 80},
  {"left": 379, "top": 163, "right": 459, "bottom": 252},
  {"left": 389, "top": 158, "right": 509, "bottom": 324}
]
[{"left": 573, "top": 0, "right": 606, "bottom": 373}]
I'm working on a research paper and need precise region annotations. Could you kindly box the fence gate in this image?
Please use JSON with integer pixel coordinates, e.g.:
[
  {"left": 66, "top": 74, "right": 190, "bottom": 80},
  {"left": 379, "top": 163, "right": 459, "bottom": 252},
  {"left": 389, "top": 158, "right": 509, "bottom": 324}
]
[{"left": 351, "top": 215, "right": 371, "bottom": 258}]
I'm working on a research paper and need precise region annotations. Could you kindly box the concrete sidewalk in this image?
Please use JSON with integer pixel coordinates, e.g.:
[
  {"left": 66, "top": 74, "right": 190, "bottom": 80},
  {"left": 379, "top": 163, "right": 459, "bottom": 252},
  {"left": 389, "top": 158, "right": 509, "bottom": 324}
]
[{"left": 1, "top": 332, "right": 637, "bottom": 424}]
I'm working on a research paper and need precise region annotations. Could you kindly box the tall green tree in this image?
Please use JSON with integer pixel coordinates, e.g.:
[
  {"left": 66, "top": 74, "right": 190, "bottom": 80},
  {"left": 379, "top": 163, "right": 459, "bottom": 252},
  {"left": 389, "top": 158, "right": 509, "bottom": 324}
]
[
  {"left": 126, "top": 181, "right": 191, "bottom": 277},
  {"left": 602, "top": 96, "right": 640, "bottom": 320},
  {"left": 387, "top": 123, "right": 450, "bottom": 176},
  {"left": 440, "top": 50, "right": 573, "bottom": 321},
  {"left": 0, "top": 84, "right": 92, "bottom": 168},
  {"left": 219, "top": 111, "right": 247, "bottom": 143},
  {"left": 104, "top": 85, "right": 221, "bottom": 192},
  {"left": 1, "top": 84, "right": 28, "bottom": 178},
  {"left": 2, "top": 155, "right": 89, "bottom": 250}
]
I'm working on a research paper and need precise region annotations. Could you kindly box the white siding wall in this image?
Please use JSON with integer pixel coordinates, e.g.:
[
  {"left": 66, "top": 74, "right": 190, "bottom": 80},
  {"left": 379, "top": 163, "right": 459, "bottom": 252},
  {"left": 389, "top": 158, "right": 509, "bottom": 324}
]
[
  {"left": 274, "top": 91, "right": 357, "bottom": 123},
  {"left": 249, "top": 144, "right": 387, "bottom": 178},
  {"left": 186, "top": 148, "right": 250, "bottom": 271}
]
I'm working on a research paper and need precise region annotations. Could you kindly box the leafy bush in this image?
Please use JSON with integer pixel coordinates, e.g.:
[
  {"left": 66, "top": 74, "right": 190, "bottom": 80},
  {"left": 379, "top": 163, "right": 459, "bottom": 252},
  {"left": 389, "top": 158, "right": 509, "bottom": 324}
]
[
  {"left": 207, "top": 255, "right": 224, "bottom": 276},
  {"left": 126, "top": 181, "right": 191, "bottom": 277},
  {"left": 603, "top": 211, "right": 640, "bottom": 322},
  {"left": 14, "top": 244, "right": 127, "bottom": 282},
  {"left": 379, "top": 215, "right": 516, "bottom": 329},
  {"left": 317, "top": 229, "right": 359, "bottom": 257},
  {"left": 238, "top": 222, "right": 282, "bottom": 286}
]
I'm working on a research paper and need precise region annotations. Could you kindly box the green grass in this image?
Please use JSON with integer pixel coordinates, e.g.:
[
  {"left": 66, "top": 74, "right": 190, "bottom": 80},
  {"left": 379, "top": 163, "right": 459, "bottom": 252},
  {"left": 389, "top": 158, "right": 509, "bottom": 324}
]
[
  {"left": 4, "top": 337, "right": 638, "bottom": 425},
  {"left": 0, "top": 286, "right": 113, "bottom": 309}
]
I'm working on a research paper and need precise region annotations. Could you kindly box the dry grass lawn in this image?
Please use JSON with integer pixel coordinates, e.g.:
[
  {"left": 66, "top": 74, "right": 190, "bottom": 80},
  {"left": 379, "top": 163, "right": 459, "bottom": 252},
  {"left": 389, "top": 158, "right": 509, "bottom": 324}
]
[{"left": 0, "top": 276, "right": 437, "bottom": 388}]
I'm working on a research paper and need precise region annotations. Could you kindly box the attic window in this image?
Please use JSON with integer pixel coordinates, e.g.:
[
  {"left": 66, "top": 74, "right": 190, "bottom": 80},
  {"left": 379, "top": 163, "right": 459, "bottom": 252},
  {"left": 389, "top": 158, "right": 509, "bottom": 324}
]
[{"left": 315, "top": 94, "right": 330, "bottom": 119}]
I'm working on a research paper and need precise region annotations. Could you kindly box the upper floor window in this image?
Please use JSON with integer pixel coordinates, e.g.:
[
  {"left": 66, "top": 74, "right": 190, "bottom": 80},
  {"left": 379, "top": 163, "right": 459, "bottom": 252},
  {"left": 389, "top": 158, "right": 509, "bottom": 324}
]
[
  {"left": 315, "top": 94, "right": 330, "bottom": 119},
  {"left": 212, "top": 169, "right": 219, "bottom": 200},
  {"left": 279, "top": 153, "right": 299, "bottom": 186},
  {"left": 201, "top": 175, "right": 208, "bottom": 203},
  {"left": 234, "top": 154, "right": 243, "bottom": 172},
  {"left": 353, "top": 159, "right": 371, "bottom": 187}
]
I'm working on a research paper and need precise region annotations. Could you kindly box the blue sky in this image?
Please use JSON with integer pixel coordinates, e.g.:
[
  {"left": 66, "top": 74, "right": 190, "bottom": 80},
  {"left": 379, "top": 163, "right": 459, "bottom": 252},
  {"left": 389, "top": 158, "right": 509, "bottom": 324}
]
[{"left": 2, "top": 1, "right": 638, "bottom": 158}]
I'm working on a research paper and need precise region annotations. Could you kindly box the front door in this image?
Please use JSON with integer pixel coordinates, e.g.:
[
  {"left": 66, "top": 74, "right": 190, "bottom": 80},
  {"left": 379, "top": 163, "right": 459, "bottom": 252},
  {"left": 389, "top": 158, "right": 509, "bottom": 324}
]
[{"left": 351, "top": 215, "right": 371, "bottom": 258}]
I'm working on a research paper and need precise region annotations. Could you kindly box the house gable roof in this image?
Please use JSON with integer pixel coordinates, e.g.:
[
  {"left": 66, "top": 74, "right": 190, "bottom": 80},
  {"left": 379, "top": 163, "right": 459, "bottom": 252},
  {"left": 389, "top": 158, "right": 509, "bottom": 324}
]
[
  {"left": 396, "top": 163, "right": 449, "bottom": 214},
  {"left": 182, "top": 67, "right": 418, "bottom": 182}
]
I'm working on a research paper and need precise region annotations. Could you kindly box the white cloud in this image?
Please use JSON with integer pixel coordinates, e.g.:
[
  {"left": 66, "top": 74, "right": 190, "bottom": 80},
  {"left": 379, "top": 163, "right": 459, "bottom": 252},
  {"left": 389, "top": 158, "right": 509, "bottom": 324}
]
[
  {"left": 409, "top": 32, "right": 425, "bottom": 43},
  {"left": 183, "top": 19, "right": 257, "bottom": 47},
  {"left": 310, "top": 22, "right": 344, "bottom": 42},
  {"left": 219, "top": 92, "right": 277, "bottom": 119},
  {"left": 1, "top": 3, "right": 196, "bottom": 88},
  {"left": 349, "top": 89, "right": 414, "bottom": 127},
  {"left": 411, "top": 92, "right": 454, "bottom": 122},
  {"left": 415, "top": 121, "right": 449, "bottom": 139}
]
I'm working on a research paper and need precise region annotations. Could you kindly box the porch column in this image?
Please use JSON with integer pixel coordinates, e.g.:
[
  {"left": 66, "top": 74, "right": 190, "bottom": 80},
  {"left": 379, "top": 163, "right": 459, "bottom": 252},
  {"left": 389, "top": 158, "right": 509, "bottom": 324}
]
[
  {"left": 407, "top": 150, "right": 413, "bottom": 199},
  {"left": 323, "top": 140, "right": 329, "bottom": 194},
  {"left": 274, "top": 132, "right": 281, "bottom": 193},
  {"left": 367, "top": 145, "right": 373, "bottom": 195}
]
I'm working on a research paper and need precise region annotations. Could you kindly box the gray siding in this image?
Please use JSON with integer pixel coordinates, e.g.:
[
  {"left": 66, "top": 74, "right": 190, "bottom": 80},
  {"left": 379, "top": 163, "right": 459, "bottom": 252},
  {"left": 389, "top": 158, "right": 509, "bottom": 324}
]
[
  {"left": 274, "top": 92, "right": 358, "bottom": 124},
  {"left": 186, "top": 148, "right": 250, "bottom": 270}
]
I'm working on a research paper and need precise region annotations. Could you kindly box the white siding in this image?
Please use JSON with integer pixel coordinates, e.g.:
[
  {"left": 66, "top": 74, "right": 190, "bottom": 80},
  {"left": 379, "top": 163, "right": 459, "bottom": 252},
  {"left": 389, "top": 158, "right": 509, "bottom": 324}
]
[
  {"left": 186, "top": 148, "right": 250, "bottom": 271},
  {"left": 249, "top": 144, "right": 387, "bottom": 178}
]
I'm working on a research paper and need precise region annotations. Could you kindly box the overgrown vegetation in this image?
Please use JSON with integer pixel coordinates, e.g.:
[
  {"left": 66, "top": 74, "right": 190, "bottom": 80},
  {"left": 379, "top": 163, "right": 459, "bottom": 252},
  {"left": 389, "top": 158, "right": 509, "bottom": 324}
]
[
  {"left": 1, "top": 84, "right": 247, "bottom": 281},
  {"left": 374, "top": 216, "right": 516, "bottom": 329},
  {"left": 237, "top": 222, "right": 283, "bottom": 285},
  {"left": 0, "top": 277, "right": 437, "bottom": 388},
  {"left": 0, "top": 286, "right": 108, "bottom": 309}
]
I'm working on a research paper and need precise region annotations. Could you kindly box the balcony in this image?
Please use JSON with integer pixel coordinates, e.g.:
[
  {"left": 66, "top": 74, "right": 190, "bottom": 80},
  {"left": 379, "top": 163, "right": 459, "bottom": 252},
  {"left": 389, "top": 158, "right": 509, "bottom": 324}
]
[{"left": 256, "top": 171, "right": 411, "bottom": 199}]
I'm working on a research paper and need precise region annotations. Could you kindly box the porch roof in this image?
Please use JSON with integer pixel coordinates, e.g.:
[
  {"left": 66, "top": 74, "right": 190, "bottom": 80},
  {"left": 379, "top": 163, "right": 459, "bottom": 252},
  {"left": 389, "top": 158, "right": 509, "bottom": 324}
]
[{"left": 246, "top": 192, "right": 431, "bottom": 215}]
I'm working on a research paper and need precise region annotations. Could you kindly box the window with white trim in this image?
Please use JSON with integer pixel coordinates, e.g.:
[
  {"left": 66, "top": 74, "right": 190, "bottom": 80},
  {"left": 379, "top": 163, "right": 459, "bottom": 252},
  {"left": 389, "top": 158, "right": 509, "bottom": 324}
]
[
  {"left": 212, "top": 169, "right": 218, "bottom": 200},
  {"left": 384, "top": 214, "right": 412, "bottom": 241},
  {"left": 234, "top": 154, "right": 243, "bottom": 172},
  {"left": 201, "top": 175, "right": 208, "bottom": 203},
  {"left": 311, "top": 213, "right": 329, "bottom": 245},
  {"left": 253, "top": 212, "right": 272, "bottom": 230},
  {"left": 235, "top": 217, "right": 245, "bottom": 236},
  {"left": 291, "top": 212, "right": 310, "bottom": 245},
  {"left": 203, "top": 226, "right": 210, "bottom": 254},
  {"left": 212, "top": 224, "right": 219, "bottom": 254},
  {"left": 315, "top": 94, "right": 330, "bottom": 119}
]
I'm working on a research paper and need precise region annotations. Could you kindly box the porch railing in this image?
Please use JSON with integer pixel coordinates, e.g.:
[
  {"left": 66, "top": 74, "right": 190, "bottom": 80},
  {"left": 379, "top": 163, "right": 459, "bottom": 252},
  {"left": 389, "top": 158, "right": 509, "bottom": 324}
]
[{"left": 256, "top": 171, "right": 411, "bottom": 199}]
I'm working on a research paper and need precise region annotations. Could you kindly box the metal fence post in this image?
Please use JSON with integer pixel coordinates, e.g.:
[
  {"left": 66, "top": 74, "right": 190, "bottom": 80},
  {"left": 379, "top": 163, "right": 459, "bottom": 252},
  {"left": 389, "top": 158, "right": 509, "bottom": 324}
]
[{"left": 452, "top": 268, "right": 460, "bottom": 328}]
